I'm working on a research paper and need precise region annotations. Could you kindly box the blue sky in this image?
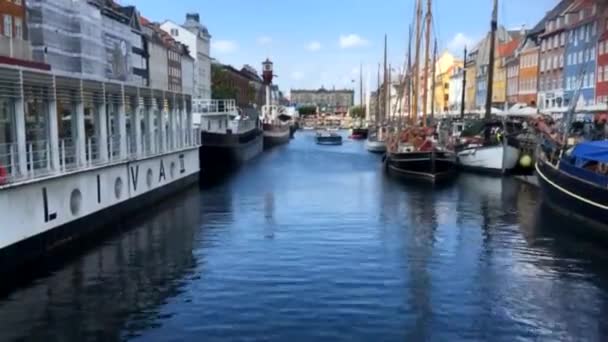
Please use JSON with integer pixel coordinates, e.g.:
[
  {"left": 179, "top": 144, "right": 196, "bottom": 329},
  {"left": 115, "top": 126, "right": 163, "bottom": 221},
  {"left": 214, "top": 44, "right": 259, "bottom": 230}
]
[{"left": 123, "top": 0, "right": 557, "bottom": 98}]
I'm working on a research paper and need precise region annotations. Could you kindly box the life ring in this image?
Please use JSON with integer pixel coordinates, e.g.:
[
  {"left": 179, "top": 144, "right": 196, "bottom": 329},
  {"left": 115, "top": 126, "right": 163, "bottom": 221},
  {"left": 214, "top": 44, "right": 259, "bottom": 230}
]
[{"left": 0, "top": 165, "right": 7, "bottom": 185}]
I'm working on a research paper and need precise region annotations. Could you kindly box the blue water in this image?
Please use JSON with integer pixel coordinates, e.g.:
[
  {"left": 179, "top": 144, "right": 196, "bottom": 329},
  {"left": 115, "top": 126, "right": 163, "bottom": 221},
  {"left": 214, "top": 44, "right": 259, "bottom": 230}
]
[{"left": 2, "top": 130, "right": 608, "bottom": 341}]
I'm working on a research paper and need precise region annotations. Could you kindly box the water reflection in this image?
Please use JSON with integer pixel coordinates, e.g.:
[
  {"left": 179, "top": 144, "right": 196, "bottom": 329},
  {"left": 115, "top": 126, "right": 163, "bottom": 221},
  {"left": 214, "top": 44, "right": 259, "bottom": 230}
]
[
  {"left": 0, "top": 189, "right": 202, "bottom": 341},
  {"left": 3, "top": 132, "right": 608, "bottom": 341}
]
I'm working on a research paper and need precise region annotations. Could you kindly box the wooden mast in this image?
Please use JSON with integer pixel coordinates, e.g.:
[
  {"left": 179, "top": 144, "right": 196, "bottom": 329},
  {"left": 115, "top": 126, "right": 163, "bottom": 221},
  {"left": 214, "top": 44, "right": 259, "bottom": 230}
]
[
  {"left": 485, "top": 0, "right": 498, "bottom": 120},
  {"left": 421, "top": 0, "right": 432, "bottom": 127},
  {"left": 460, "top": 45, "right": 467, "bottom": 118},
  {"left": 359, "top": 63, "right": 363, "bottom": 108},
  {"left": 430, "top": 38, "right": 437, "bottom": 121},
  {"left": 376, "top": 63, "right": 381, "bottom": 125},
  {"left": 383, "top": 34, "right": 389, "bottom": 124},
  {"left": 402, "top": 24, "right": 412, "bottom": 129},
  {"left": 412, "top": 0, "right": 423, "bottom": 123}
]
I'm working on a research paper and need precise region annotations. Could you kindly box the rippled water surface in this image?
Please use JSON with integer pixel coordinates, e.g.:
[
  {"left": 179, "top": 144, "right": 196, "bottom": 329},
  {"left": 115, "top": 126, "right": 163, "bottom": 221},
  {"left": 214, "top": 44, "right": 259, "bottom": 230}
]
[{"left": 3, "top": 131, "right": 608, "bottom": 341}]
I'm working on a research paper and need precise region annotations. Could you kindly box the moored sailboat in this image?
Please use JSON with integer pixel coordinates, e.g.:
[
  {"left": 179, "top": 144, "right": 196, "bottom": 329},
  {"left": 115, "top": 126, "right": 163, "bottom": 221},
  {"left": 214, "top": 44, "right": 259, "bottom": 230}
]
[{"left": 537, "top": 140, "right": 608, "bottom": 228}]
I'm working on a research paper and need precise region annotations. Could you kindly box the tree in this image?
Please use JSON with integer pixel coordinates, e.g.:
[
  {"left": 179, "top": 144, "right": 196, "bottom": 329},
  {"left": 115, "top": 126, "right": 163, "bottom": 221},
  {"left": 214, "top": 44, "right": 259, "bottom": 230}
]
[
  {"left": 211, "top": 65, "right": 237, "bottom": 100},
  {"left": 350, "top": 105, "right": 366, "bottom": 119},
  {"left": 297, "top": 106, "right": 317, "bottom": 116}
]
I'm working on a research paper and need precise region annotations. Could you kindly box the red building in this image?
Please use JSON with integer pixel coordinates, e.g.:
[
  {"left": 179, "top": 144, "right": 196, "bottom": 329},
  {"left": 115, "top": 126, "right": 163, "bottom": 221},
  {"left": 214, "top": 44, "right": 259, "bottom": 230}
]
[{"left": 596, "top": 5, "right": 608, "bottom": 105}]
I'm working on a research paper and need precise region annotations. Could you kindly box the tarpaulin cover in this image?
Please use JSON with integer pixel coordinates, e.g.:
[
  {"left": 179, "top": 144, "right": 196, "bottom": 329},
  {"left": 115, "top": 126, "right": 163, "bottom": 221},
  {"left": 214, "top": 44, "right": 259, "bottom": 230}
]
[{"left": 571, "top": 140, "right": 608, "bottom": 163}]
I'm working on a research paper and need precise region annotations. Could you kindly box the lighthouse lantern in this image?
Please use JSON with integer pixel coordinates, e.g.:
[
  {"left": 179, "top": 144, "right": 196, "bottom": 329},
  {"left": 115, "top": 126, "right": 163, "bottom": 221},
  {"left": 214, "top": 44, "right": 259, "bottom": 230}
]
[{"left": 262, "top": 58, "right": 274, "bottom": 85}]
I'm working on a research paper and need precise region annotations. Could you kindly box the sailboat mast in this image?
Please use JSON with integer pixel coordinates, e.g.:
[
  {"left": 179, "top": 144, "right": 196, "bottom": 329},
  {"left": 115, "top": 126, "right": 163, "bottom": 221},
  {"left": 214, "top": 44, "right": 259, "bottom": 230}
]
[
  {"left": 383, "top": 34, "right": 389, "bottom": 124},
  {"left": 461, "top": 45, "right": 467, "bottom": 118},
  {"left": 421, "top": 0, "right": 432, "bottom": 127},
  {"left": 376, "top": 63, "right": 381, "bottom": 124},
  {"left": 403, "top": 24, "right": 412, "bottom": 129},
  {"left": 485, "top": 0, "right": 498, "bottom": 120},
  {"left": 412, "top": 0, "right": 423, "bottom": 123},
  {"left": 430, "top": 38, "right": 437, "bottom": 121},
  {"left": 359, "top": 63, "right": 363, "bottom": 108}
]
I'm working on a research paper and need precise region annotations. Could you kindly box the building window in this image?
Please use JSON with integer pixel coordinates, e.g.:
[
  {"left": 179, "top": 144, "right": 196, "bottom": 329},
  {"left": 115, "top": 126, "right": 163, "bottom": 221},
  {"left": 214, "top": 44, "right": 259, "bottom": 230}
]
[
  {"left": 593, "top": 21, "right": 597, "bottom": 36},
  {"left": 3, "top": 15, "right": 12, "bottom": 38},
  {"left": 579, "top": 10, "right": 584, "bottom": 21},
  {"left": 604, "top": 67, "right": 608, "bottom": 83},
  {"left": 170, "top": 28, "right": 179, "bottom": 36},
  {"left": 579, "top": 51, "right": 583, "bottom": 64},
  {"left": 560, "top": 32, "right": 565, "bottom": 46},
  {"left": 14, "top": 18, "right": 21, "bottom": 40},
  {"left": 599, "top": 66, "right": 604, "bottom": 82},
  {"left": 14, "top": 0, "right": 22, "bottom": 5},
  {"left": 541, "top": 40, "right": 546, "bottom": 51},
  {"left": 559, "top": 55, "right": 564, "bottom": 68}
]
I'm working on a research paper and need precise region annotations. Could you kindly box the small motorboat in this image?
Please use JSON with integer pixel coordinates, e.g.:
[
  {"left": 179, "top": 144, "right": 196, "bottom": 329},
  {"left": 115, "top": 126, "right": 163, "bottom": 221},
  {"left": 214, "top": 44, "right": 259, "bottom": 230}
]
[
  {"left": 315, "top": 131, "right": 343, "bottom": 145},
  {"left": 366, "top": 134, "right": 386, "bottom": 153},
  {"left": 350, "top": 127, "right": 368, "bottom": 140}
]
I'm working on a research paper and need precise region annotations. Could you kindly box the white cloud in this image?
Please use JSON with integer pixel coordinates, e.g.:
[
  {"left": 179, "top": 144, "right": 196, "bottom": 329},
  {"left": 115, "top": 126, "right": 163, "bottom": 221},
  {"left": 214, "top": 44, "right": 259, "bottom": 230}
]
[
  {"left": 291, "top": 71, "right": 305, "bottom": 81},
  {"left": 306, "top": 41, "right": 321, "bottom": 51},
  {"left": 447, "top": 33, "right": 475, "bottom": 54},
  {"left": 257, "top": 36, "right": 272, "bottom": 45},
  {"left": 212, "top": 40, "right": 238, "bottom": 54},
  {"left": 339, "top": 34, "right": 369, "bottom": 48}
]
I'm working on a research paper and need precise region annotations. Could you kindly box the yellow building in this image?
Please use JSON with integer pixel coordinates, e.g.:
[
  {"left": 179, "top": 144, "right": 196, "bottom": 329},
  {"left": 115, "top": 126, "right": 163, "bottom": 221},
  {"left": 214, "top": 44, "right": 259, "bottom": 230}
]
[
  {"left": 465, "top": 61, "right": 477, "bottom": 111},
  {"left": 492, "top": 39, "right": 520, "bottom": 109},
  {"left": 432, "top": 51, "right": 463, "bottom": 115}
]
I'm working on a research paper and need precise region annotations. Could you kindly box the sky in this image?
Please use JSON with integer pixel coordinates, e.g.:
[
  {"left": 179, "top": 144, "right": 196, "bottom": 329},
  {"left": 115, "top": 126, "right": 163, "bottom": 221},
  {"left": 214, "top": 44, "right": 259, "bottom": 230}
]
[{"left": 122, "top": 0, "right": 558, "bottom": 99}]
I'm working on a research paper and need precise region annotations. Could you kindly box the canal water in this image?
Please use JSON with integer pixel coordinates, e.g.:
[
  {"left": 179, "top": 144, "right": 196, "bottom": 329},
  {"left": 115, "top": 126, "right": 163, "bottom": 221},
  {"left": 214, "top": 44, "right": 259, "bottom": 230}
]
[{"left": 2, "top": 131, "right": 608, "bottom": 341}]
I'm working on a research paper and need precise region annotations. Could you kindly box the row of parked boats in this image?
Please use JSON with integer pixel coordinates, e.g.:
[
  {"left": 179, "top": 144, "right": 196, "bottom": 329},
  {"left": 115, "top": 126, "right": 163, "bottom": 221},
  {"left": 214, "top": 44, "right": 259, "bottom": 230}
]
[
  {"left": 361, "top": 112, "right": 608, "bottom": 235},
  {"left": 195, "top": 101, "right": 294, "bottom": 175},
  {"left": 362, "top": 116, "right": 528, "bottom": 183}
]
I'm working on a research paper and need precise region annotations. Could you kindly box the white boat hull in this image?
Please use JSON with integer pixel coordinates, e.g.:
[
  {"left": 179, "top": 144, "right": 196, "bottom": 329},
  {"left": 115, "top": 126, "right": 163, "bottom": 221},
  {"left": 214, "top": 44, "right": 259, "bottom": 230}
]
[
  {"left": 0, "top": 148, "right": 200, "bottom": 272},
  {"left": 457, "top": 144, "right": 520, "bottom": 173},
  {"left": 366, "top": 139, "right": 386, "bottom": 153}
]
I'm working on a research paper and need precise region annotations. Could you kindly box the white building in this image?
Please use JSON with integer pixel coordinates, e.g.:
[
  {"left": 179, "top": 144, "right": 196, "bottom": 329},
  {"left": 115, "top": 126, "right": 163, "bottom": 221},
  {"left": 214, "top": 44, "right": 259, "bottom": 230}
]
[
  {"left": 161, "top": 13, "right": 212, "bottom": 100},
  {"left": 448, "top": 67, "right": 464, "bottom": 113}
]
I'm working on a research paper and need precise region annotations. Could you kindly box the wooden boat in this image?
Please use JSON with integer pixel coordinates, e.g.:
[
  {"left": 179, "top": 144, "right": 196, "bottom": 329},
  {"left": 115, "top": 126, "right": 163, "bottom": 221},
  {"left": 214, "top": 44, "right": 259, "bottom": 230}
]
[
  {"left": 315, "top": 131, "right": 343, "bottom": 145},
  {"left": 385, "top": 143, "right": 456, "bottom": 183},
  {"left": 456, "top": 120, "right": 521, "bottom": 174},
  {"left": 384, "top": 127, "right": 457, "bottom": 183},
  {"left": 536, "top": 140, "right": 608, "bottom": 228}
]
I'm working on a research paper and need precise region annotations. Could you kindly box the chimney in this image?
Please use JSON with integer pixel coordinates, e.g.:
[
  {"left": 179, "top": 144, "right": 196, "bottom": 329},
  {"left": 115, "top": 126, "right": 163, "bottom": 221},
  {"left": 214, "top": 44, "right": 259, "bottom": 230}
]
[{"left": 186, "top": 13, "right": 200, "bottom": 23}]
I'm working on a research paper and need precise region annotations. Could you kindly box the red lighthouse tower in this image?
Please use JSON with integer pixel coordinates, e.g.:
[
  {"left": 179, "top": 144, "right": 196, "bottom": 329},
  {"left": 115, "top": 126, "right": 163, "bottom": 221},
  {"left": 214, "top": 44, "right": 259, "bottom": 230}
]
[{"left": 262, "top": 58, "right": 274, "bottom": 85}]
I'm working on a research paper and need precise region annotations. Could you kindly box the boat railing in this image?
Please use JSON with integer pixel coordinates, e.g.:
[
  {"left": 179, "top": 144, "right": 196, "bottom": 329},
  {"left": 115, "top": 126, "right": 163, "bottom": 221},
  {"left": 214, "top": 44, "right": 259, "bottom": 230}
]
[
  {"left": 192, "top": 99, "right": 237, "bottom": 116},
  {"left": 0, "top": 128, "right": 201, "bottom": 188}
]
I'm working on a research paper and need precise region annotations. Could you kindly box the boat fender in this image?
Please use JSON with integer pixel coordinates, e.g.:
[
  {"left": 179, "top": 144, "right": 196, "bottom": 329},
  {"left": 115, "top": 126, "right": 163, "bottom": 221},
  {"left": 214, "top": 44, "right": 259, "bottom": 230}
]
[{"left": 0, "top": 164, "right": 7, "bottom": 185}]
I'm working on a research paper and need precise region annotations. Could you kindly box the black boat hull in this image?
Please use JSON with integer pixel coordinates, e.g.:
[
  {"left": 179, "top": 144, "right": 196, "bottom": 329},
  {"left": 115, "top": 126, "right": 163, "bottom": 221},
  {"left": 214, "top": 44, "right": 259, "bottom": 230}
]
[
  {"left": 351, "top": 128, "right": 368, "bottom": 139},
  {"left": 263, "top": 124, "right": 291, "bottom": 149},
  {"left": 536, "top": 157, "right": 608, "bottom": 229},
  {"left": 385, "top": 150, "right": 456, "bottom": 183},
  {"left": 316, "top": 136, "right": 343, "bottom": 145},
  {"left": 199, "top": 129, "right": 263, "bottom": 172}
]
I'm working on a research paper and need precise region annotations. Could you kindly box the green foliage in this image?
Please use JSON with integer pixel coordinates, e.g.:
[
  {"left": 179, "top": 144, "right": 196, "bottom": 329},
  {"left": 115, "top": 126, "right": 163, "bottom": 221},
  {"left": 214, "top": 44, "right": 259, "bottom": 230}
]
[
  {"left": 211, "top": 65, "right": 237, "bottom": 100},
  {"left": 298, "top": 106, "right": 317, "bottom": 116},
  {"left": 350, "top": 105, "right": 366, "bottom": 118}
]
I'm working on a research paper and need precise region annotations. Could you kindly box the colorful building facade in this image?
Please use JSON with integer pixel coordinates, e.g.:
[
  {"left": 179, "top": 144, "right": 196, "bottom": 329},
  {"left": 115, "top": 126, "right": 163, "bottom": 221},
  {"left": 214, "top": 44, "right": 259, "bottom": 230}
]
[
  {"left": 505, "top": 53, "right": 520, "bottom": 106},
  {"left": 596, "top": 4, "right": 608, "bottom": 105},
  {"left": 563, "top": 0, "right": 598, "bottom": 108},
  {"left": 518, "top": 42, "right": 540, "bottom": 106},
  {"left": 538, "top": 5, "right": 569, "bottom": 110}
]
